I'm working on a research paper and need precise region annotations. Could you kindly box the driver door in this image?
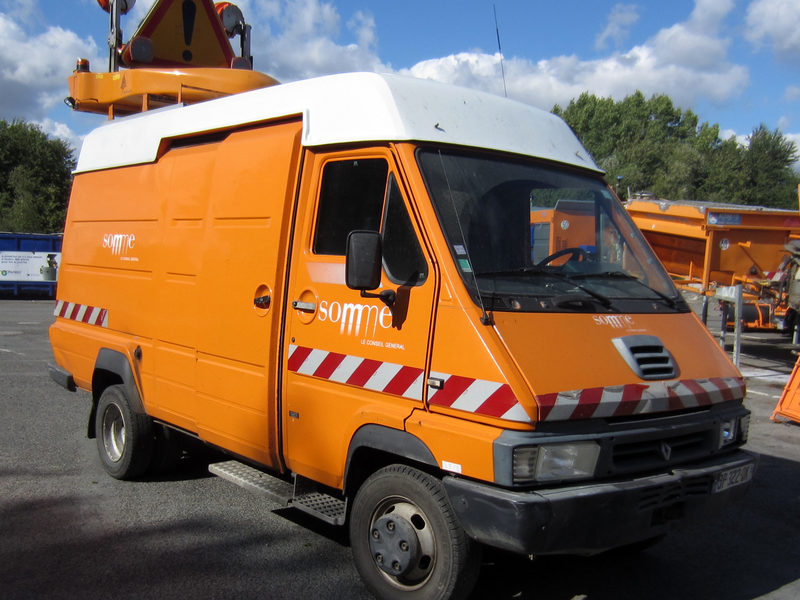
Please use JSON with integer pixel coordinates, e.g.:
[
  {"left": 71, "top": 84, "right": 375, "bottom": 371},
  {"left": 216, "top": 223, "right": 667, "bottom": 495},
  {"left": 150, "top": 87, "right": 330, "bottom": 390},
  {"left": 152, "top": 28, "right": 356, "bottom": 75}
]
[{"left": 282, "top": 149, "right": 437, "bottom": 489}]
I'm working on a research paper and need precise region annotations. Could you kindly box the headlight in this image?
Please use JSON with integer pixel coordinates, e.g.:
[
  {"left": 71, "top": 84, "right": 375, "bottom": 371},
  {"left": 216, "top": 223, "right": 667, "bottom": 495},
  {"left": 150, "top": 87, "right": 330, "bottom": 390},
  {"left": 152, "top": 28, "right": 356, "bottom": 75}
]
[
  {"left": 718, "top": 414, "right": 749, "bottom": 448},
  {"left": 513, "top": 442, "right": 601, "bottom": 484},
  {"left": 718, "top": 417, "right": 739, "bottom": 448}
]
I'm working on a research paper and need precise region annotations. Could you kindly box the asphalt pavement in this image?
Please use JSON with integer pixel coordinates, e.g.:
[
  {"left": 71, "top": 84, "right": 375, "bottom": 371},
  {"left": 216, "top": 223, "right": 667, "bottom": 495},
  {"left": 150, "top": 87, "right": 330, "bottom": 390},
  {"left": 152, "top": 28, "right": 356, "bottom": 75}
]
[{"left": 1, "top": 298, "right": 799, "bottom": 600}]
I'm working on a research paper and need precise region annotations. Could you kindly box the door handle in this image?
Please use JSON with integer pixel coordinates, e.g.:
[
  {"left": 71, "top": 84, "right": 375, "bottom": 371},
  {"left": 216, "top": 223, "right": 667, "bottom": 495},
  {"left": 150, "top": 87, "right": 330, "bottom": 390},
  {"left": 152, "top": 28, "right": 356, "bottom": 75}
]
[{"left": 292, "top": 300, "right": 317, "bottom": 312}]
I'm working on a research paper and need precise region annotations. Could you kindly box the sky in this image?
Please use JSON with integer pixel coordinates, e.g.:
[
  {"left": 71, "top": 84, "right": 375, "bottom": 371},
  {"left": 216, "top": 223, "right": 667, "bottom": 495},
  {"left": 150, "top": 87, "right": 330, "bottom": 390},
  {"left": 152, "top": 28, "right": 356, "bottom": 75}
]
[{"left": 1, "top": 0, "right": 799, "bottom": 159}]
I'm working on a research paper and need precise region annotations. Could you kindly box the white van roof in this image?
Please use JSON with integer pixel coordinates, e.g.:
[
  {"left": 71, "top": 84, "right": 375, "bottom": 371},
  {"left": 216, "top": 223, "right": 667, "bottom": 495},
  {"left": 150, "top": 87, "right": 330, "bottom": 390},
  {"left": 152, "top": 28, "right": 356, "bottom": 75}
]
[{"left": 75, "top": 72, "right": 600, "bottom": 174}]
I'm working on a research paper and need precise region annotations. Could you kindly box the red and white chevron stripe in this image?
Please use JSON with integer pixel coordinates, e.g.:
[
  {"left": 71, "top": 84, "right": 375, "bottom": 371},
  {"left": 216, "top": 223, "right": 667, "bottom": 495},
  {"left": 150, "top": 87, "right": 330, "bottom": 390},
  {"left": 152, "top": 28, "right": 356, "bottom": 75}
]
[
  {"left": 286, "top": 345, "right": 745, "bottom": 424},
  {"left": 427, "top": 372, "right": 532, "bottom": 423},
  {"left": 288, "top": 344, "right": 425, "bottom": 400},
  {"left": 286, "top": 344, "right": 533, "bottom": 423},
  {"left": 54, "top": 300, "right": 109, "bottom": 328},
  {"left": 536, "top": 377, "right": 746, "bottom": 422}
]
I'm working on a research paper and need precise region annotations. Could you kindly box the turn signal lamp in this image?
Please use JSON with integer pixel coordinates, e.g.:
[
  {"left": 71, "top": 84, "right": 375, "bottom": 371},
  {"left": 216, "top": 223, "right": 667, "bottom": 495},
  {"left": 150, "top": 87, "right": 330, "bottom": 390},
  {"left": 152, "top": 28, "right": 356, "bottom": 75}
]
[
  {"left": 97, "top": 0, "right": 136, "bottom": 14},
  {"left": 215, "top": 2, "right": 246, "bottom": 37}
]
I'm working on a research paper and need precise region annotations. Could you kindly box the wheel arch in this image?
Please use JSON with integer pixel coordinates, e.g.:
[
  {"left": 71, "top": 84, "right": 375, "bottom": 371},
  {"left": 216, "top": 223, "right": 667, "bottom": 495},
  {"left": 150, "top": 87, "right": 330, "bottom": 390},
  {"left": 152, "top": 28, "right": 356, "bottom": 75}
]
[
  {"left": 343, "top": 424, "right": 440, "bottom": 498},
  {"left": 88, "top": 348, "right": 145, "bottom": 439}
]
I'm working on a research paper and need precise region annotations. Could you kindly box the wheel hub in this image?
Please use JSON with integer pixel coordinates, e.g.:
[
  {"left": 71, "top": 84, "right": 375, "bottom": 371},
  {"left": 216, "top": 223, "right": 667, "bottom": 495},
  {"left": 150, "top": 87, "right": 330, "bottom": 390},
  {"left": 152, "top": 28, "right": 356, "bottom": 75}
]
[
  {"left": 102, "top": 403, "right": 126, "bottom": 463},
  {"left": 369, "top": 513, "right": 421, "bottom": 577}
]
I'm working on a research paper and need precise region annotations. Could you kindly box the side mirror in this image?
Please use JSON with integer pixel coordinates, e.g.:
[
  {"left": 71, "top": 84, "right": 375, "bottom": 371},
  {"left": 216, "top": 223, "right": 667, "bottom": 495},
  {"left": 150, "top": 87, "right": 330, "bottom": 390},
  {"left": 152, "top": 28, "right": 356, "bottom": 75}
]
[
  {"left": 345, "top": 230, "right": 395, "bottom": 306},
  {"left": 346, "top": 230, "right": 382, "bottom": 290}
]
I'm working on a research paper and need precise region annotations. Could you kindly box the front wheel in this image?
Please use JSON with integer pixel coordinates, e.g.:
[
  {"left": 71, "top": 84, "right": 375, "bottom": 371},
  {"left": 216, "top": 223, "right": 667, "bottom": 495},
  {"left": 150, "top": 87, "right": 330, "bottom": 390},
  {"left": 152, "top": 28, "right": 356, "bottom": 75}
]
[
  {"left": 95, "top": 385, "right": 154, "bottom": 480},
  {"left": 349, "top": 465, "right": 480, "bottom": 600}
]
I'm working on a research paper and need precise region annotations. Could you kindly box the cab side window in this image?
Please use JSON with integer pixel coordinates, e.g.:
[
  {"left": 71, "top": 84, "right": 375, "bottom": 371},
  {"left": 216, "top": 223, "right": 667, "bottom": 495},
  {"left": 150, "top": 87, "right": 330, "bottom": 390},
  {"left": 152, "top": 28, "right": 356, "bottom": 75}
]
[
  {"left": 382, "top": 175, "right": 428, "bottom": 286},
  {"left": 313, "top": 159, "right": 388, "bottom": 255},
  {"left": 313, "top": 157, "right": 427, "bottom": 286}
]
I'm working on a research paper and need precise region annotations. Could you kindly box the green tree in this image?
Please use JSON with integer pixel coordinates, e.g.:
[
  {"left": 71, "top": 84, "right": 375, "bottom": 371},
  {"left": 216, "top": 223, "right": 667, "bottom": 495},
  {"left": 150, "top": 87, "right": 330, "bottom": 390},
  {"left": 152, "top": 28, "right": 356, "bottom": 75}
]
[
  {"left": 0, "top": 120, "right": 75, "bottom": 233},
  {"left": 555, "top": 92, "right": 703, "bottom": 199},
  {"left": 739, "top": 124, "right": 799, "bottom": 208},
  {"left": 696, "top": 134, "right": 746, "bottom": 203},
  {"left": 553, "top": 93, "right": 800, "bottom": 208}
]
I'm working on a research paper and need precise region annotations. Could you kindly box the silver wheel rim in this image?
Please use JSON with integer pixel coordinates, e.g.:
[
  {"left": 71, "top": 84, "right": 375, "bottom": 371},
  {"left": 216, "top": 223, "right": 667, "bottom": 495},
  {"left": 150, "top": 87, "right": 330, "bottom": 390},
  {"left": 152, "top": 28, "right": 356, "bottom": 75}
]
[
  {"left": 368, "top": 496, "right": 437, "bottom": 591},
  {"left": 101, "top": 403, "right": 126, "bottom": 463}
]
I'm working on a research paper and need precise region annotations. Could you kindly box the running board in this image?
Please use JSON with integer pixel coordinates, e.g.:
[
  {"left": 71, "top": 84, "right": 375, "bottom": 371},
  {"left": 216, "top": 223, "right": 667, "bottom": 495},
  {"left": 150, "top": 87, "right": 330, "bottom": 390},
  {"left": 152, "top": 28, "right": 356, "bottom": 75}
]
[
  {"left": 209, "top": 460, "right": 347, "bottom": 526},
  {"left": 209, "top": 460, "right": 293, "bottom": 504}
]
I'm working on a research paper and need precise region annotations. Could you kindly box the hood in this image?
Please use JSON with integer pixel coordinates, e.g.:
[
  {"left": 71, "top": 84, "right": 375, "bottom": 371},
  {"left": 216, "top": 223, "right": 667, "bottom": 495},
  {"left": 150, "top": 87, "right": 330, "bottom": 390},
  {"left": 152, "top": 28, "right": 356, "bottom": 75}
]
[{"left": 492, "top": 311, "right": 744, "bottom": 423}]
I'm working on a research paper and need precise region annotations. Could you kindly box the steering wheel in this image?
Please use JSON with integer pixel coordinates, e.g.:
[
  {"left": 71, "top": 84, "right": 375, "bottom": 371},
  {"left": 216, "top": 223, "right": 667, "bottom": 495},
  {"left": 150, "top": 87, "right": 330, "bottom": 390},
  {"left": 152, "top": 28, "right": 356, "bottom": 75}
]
[{"left": 536, "top": 247, "right": 588, "bottom": 267}]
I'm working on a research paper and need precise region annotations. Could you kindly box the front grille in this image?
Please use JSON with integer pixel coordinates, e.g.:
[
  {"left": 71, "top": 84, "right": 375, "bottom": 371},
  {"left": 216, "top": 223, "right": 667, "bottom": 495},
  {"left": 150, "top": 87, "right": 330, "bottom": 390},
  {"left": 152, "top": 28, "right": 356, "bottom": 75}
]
[
  {"left": 612, "top": 334, "right": 676, "bottom": 380},
  {"left": 613, "top": 431, "right": 713, "bottom": 473}
]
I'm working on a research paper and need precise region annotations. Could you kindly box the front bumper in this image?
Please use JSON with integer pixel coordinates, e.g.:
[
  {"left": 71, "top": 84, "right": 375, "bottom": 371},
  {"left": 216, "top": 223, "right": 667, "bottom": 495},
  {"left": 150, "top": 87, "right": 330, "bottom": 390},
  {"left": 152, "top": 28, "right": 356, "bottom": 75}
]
[{"left": 443, "top": 450, "right": 757, "bottom": 555}]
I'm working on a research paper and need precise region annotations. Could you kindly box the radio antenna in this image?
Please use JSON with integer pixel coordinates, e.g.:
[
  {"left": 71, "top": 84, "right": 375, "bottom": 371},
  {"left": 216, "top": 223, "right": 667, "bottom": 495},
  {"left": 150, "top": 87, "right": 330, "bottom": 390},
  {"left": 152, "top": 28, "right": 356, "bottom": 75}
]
[{"left": 493, "top": 3, "right": 508, "bottom": 97}]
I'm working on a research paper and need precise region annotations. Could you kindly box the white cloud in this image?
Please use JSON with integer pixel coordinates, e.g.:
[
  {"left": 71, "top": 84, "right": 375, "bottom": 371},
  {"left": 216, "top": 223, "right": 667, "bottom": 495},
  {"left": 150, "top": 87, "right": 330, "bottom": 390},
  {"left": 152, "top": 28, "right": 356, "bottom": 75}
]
[
  {"left": 33, "top": 118, "right": 84, "bottom": 153},
  {"left": 688, "top": 0, "right": 734, "bottom": 30},
  {"left": 403, "top": 1, "right": 747, "bottom": 115},
  {"left": 0, "top": 14, "right": 101, "bottom": 121},
  {"left": 786, "top": 86, "right": 800, "bottom": 102},
  {"left": 785, "top": 133, "right": 800, "bottom": 172},
  {"left": 745, "top": 0, "right": 800, "bottom": 57},
  {"left": 248, "top": 0, "right": 388, "bottom": 81},
  {"left": 595, "top": 4, "right": 640, "bottom": 50},
  {"left": 0, "top": 0, "right": 38, "bottom": 25},
  {"left": 785, "top": 133, "right": 800, "bottom": 149}
]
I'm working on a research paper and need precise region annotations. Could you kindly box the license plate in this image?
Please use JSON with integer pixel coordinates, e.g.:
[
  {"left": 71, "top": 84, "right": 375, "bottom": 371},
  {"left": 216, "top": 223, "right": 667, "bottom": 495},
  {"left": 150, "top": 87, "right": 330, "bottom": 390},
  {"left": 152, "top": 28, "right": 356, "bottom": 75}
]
[{"left": 712, "top": 463, "right": 754, "bottom": 493}]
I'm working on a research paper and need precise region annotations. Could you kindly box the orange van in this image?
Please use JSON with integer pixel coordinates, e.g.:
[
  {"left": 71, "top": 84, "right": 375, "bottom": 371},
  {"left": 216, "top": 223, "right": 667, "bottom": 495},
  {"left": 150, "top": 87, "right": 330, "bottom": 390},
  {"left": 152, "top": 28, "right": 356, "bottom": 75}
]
[{"left": 49, "top": 72, "right": 756, "bottom": 600}]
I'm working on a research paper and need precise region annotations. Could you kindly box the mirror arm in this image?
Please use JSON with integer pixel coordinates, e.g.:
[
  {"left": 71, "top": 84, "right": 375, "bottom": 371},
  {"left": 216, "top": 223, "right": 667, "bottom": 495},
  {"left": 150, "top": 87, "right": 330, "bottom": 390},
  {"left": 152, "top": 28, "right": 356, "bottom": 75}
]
[{"left": 360, "top": 289, "right": 396, "bottom": 307}]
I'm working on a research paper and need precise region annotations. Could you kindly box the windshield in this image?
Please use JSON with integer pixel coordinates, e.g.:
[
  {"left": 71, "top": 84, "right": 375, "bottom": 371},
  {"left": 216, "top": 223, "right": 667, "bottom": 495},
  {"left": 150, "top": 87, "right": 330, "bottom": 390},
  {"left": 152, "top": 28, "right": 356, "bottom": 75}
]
[{"left": 417, "top": 149, "right": 686, "bottom": 314}]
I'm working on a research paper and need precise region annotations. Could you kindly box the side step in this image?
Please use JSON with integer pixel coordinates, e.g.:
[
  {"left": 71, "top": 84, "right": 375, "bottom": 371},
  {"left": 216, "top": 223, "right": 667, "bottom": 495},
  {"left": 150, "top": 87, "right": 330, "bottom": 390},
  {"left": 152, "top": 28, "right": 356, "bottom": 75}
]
[
  {"left": 209, "top": 460, "right": 347, "bottom": 526},
  {"left": 209, "top": 460, "right": 293, "bottom": 505}
]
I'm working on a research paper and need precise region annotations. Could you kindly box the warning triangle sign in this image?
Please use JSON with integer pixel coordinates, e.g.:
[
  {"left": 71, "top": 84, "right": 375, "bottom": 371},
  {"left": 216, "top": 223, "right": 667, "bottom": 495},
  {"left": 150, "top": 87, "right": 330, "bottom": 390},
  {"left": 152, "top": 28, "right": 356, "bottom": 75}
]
[{"left": 124, "top": 0, "right": 236, "bottom": 68}]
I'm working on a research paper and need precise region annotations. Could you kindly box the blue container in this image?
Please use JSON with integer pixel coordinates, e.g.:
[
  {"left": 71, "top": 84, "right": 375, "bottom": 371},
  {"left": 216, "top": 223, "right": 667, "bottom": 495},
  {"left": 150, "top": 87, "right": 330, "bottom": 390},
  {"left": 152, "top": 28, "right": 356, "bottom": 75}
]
[{"left": 0, "top": 232, "right": 63, "bottom": 297}]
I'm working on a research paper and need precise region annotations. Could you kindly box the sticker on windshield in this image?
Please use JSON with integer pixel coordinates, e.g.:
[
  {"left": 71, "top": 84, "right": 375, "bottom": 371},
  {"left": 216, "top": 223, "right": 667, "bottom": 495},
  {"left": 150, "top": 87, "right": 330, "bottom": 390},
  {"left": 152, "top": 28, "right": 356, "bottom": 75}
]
[
  {"left": 454, "top": 244, "right": 467, "bottom": 256},
  {"left": 458, "top": 258, "right": 472, "bottom": 272}
]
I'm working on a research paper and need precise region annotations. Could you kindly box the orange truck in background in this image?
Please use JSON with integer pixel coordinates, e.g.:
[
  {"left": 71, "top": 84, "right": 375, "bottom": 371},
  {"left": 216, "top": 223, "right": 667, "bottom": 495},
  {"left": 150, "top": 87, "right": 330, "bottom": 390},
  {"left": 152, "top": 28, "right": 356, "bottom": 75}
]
[
  {"left": 49, "top": 72, "right": 756, "bottom": 600},
  {"left": 626, "top": 198, "right": 800, "bottom": 330}
]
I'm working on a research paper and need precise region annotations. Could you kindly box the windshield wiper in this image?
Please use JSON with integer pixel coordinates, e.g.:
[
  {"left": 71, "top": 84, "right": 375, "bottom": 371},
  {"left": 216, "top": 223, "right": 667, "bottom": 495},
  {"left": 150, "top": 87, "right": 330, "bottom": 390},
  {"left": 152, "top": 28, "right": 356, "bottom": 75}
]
[
  {"left": 572, "top": 271, "right": 678, "bottom": 307},
  {"left": 476, "top": 266, "right": 615, "bottom": 309},
  {"left": 474, "top": 267, "right": 546, "bottom": 278}
]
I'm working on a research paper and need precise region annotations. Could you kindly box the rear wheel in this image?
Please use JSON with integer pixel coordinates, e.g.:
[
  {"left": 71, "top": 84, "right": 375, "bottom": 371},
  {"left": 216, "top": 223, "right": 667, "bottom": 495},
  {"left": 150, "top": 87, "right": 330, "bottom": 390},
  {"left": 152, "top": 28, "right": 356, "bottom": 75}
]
[
  {"left": 95, "top": 385, "right": 154, "bottom": 480},
  {"left": 349, "top": 465, "right": 480, "bottom": 600}
]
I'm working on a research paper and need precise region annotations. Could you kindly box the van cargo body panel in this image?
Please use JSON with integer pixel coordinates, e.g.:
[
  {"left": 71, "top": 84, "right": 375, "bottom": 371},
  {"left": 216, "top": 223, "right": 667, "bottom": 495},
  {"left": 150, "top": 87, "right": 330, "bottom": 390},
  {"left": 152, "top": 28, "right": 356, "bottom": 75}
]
[{"left": 51, "top": 119, "right": 304, "bottom": 468}]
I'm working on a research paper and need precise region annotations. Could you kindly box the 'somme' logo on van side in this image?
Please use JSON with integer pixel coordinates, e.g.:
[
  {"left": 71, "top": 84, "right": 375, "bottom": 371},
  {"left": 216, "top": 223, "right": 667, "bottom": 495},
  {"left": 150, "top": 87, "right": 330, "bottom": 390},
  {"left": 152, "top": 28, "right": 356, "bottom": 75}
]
[
  {"left": 319, "top": 300, "right": 392, "bottom": 337},
  {"left": 593, "top": 315, "right": 635, "bottom": 329},
  {"left": 102, "top": 233, "right": 136, "bottom": 256}
]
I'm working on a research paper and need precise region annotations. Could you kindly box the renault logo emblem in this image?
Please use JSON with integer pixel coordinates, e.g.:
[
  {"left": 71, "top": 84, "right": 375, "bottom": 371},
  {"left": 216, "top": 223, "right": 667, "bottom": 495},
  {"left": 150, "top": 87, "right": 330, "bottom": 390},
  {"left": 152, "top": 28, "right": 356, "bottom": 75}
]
[{"left": 659, "top": 441, "right": 673, "bottom": 461}]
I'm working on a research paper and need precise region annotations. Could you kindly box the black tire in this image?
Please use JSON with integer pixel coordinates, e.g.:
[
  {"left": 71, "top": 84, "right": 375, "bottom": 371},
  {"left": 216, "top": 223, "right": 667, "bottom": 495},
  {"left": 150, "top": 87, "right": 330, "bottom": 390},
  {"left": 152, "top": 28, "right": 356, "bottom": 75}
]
[
  {"left": 349, "top": 465, "right": 481, "bottom": 600},
  {"left": 95, "top": 384, "right": 154, "bottom": 480}
]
